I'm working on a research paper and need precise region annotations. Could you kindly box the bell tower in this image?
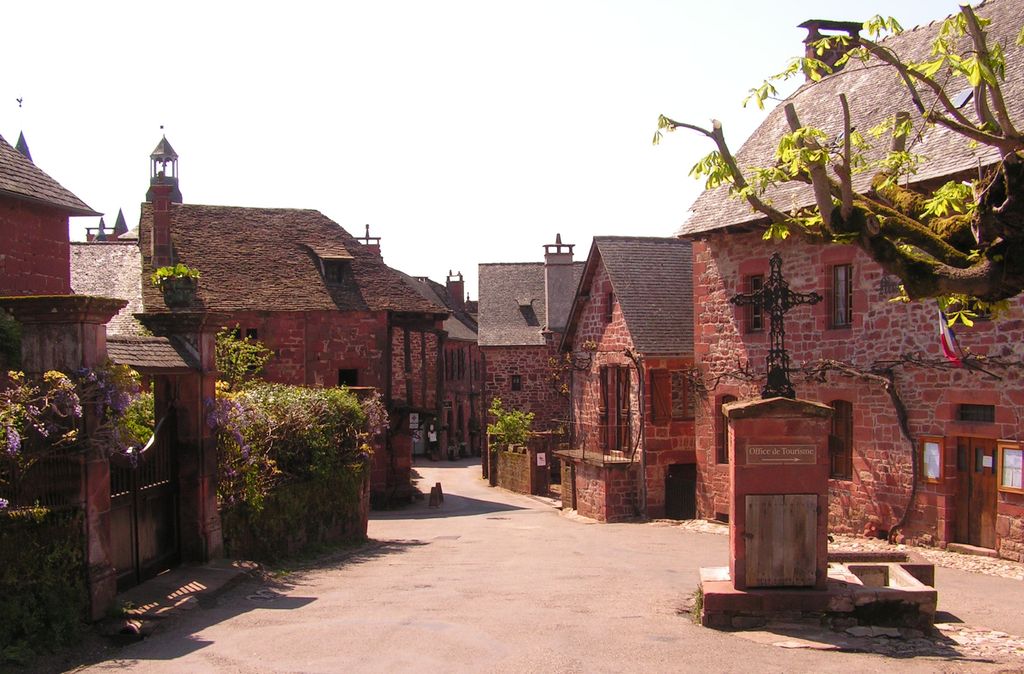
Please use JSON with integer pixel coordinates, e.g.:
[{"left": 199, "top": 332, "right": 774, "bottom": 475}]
[{"left": 145, "top": 134, "right": 183, "bottom": 204}]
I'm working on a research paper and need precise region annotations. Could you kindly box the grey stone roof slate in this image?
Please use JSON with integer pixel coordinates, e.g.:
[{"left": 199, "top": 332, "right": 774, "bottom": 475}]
[
  {"left": 0, "top": 133, "right": 97, "bottom": 216},
  {"left": 478, "top": 261, "right": 585, "bottom": 347},
  {"left": 106, "top": 335, "right": 198, "bottom": 371},
  {"left": 70, "top": 241, "right": 146, "bottom": 336},
  {"left": 680, "top": 0, "right": 1023, "bottom": 237},
  {"left": 394, "top": 271, "right": 478, "bottom": 342},
  {"left": 564, "top": 236, "right": 693, "bottom": 355}
]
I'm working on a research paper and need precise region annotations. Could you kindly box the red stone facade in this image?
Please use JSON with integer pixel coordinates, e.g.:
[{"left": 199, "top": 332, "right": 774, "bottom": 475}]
[
  {"left": 691, "top": 233, "right": 1024, "bottom": 559},
  {"left": 0, "top": 198, "right": 72, "bottom": 295},
  {"left": 561, "top": 261, "right": 696, "bottom": 522},
  {"left": 482, "top": 335, "right": 566, "bottom": 434},
  {"left": 219, "top": 309, "right": 443, "bottom": 505},
  {"left": 443, "top": 338, "right": 483, "bottom": 455}
]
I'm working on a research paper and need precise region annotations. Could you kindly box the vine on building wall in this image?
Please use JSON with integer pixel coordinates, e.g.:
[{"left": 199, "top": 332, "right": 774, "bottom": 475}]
[{"left": 684, "top": 349, "right": 1023, "bottom": 542}]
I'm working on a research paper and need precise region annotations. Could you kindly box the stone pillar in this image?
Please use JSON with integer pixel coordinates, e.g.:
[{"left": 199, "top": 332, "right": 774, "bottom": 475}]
[
  {"left": 0, "top": 295, "right": 127, "bottom": 621},
  {"left": 724, "top": 397, "right": 832, "bottom": 591},
  {"left": 138, "top": 312, "right": 225, "bottom": 563}
]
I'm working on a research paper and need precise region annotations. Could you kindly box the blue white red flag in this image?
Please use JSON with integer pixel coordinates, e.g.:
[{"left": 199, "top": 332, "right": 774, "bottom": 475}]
[{"left": 937, "top": 304, "right": 963, "bottom": 367}]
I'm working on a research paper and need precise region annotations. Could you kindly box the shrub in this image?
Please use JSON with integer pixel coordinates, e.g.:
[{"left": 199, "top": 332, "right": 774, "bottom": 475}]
[
  {"left": 150, "top": 263, "right": 200, "bottom": 287},
  {"left": 208, "top": 383, "right": 383, "bottom": 511},
  {"left": 215, "top": 326, "right": 272, "bottom": 391},
  {"left": 487, "top": 397, "right": 534, "bottom": 447},
  {"left": 0, "top": 507, "right": 87, "bottom": 664}
]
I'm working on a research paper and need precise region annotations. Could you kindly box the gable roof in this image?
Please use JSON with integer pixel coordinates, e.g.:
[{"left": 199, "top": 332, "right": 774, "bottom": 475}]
[
  {"left": 477, "top": 261, "right": 585, "bottom": 347},
  {"left": 106, "top": 335, "right": 199, "bottom": 372},
  {"left": 410, "top": 275, "right": 478, "bottom": 342},
  {"left": 562, "top": 236, "right": 694, "bottom": 355},
  {"left": 680, "top": 0, "right": 1023, "bottom": 237},
  {"left": 0, "top": 134, "right": 97, "bottom": 216},
  {"left": 137, "top": 203, "right": 447, "bottom": 315},
  {"left": 70, "top": 241, "right": 146, "bottom": 336}
]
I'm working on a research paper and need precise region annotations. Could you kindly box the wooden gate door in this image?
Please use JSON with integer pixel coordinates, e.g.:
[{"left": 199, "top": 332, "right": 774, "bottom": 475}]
[
  {"left": 109, "top": 427, "right": 180, "bottom": 591},
  {"left": 955, "top": 437, "right": 998, "bottom": 549},
  {"left": 745, "top": 494, "right": 817, "bottom": 587},
  {"left": 665, "top": 464, "right": 696, "bottom": 519}
]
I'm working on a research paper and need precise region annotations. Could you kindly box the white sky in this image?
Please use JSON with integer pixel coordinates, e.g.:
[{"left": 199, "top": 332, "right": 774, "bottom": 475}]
[{"left": 3, "top": 0, "right": 961, "bottom": 298}]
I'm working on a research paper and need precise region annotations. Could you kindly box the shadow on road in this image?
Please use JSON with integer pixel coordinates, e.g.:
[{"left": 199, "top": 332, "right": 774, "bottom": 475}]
[{"left": 372, "top": 492, "right": 528, "bottom": 520}]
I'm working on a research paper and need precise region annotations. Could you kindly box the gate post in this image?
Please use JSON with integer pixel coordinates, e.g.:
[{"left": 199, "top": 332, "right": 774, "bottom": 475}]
[{"left": 0, "top": 295, "right": 127, "bottom": 620}]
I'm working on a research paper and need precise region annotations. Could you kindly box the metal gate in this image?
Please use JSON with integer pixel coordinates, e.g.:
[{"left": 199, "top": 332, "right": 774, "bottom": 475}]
[{"left": 109, "top": 416, "right": 180, "bottom": 591}]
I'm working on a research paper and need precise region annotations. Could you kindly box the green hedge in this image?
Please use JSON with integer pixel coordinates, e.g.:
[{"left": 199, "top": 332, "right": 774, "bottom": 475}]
[
  {"left": 220, "top": 469, "right": 366, "bottom": 562},
  {"left": 0, "top": 507, "right": 87, "bottom": 664}
]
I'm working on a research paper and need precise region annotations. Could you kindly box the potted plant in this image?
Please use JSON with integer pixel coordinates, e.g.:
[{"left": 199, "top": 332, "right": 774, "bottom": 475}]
[{"left": 151, "top": 264, "right": 200, "bottom": 307}]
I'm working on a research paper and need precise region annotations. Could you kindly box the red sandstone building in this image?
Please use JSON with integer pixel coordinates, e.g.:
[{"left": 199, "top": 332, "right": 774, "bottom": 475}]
[
  {"left": 477, "top": 236, "right": 584, "bottom": 438},
  {"left": 135, "top": 137, "right": 448, "bottom": 506},
  {"left": 557, "top": 236, "right": 695, "bottom": 521},
  {"left": 679, "top": 1, "right": 1024, "bottom": 560},
  {"left": 403, "top": 271, "right": 484, "bottom": 457}
]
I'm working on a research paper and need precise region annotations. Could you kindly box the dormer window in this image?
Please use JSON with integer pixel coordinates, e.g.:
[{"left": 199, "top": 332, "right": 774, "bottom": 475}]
[{"left": 323, "top": 259, "right": 347, "bottom": 284}]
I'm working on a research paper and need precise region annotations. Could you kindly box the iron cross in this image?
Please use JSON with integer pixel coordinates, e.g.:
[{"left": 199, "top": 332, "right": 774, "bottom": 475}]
[{"left": 730, "top": 253, "right": 822, "bottom": 399}]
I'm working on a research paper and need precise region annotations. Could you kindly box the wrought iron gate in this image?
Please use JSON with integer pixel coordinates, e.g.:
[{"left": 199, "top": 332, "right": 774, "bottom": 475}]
[{"left": 109, "top": 417, "right": 179, "bottom": 591}]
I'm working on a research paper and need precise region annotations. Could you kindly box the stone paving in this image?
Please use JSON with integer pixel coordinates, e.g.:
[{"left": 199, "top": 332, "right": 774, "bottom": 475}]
[
  {"left": 666, "top": 518, "right": 1024, "bottom": 666},
  {"left": 666, "top": 518, "right": 1024, "bottom": 581}
]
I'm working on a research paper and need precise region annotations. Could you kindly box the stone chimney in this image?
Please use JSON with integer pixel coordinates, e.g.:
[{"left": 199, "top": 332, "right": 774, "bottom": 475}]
[
  {"left": 543, "top": 233, "right": 575, "bottom": 333},
  {"left": 358, "top": 224, "right": 382, "bottom": 258},
  {"left": 446, "top": 271, "right": 466, "bottom": 311},
  {"left": 150, "top": 181, "right": 174, "bottom": 267},
  {"left": 799, "top": 20, "right": 862, "bottom": 79}
]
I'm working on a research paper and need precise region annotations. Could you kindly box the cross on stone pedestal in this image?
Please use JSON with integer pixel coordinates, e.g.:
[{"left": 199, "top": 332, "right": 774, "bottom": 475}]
[{"left": 730, "top": 253, "right": 822, "bottom": 399}]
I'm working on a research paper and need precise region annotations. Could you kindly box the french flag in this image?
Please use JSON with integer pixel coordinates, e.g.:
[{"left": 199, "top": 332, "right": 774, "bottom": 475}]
[{"left": 938, "top": 304, "right": 963, "bottom": 367}]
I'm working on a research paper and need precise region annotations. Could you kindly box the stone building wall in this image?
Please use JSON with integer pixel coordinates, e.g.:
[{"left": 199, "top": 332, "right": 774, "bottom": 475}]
[
  {"left": 0, "top": 199, "right": 72, "bottom": 295},
  {"left": 482, "top": 334, "right": 568, "bottom": 435},
  {"left": 691, "top": 233, "right": 1024, "bottom": 557}
]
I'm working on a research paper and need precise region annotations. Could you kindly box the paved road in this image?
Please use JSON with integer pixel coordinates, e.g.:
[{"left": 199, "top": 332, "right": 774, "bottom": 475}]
[{"left": 78, "top": 458, "right": 1023, "bottom": 673}]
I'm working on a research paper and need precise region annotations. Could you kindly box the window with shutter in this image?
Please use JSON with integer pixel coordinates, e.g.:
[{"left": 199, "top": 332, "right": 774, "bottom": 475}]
[{"left": 650, "top": 369, "right": 671, "bottom": 425}]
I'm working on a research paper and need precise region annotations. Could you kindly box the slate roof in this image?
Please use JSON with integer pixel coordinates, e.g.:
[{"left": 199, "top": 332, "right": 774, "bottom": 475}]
[
  {"left": 478, "top": 261, "right": 585, "bottom": 347},
  {"left": 137, "top": 203, "right": 448, "bottom": 315},
  {"left": 680, "top": 0, "right": 1024, "bottom": 236},
  {"left": 408, "top": 275, "right": 479, "bottom": 342},
  {"left": 70, "top": 241, "right": 145, "bottom": 336},
  {"left": 106, "top": 335, "right": 199, "bottom": 371},
  {"left": 0, "top": 133, "right": 97, "bottom": 216},
  {"left": 563, "top": 237, "right": 694, "bottom": 355}
]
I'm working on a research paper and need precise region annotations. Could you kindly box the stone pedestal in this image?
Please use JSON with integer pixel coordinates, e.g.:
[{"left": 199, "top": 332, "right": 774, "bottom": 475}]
[
  {"left": 0, "top": 295, "right": 127, "bottom": 620},
  {"left": 724, "top": 396, "right": 833, "bottom": 591}
]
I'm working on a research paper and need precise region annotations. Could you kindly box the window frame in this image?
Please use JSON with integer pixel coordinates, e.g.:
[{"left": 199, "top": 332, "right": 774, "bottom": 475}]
[
  {"left": 716, "top": 395, "right": 736, "bottom": 465},
  {"left": 828, "top": 399, "right": 853, "bottom": 480},
  {"left": 745, "top": 274, "right": 764, "bottom": 333},
  {"left": 510, "top": 374, "right": 522, "bottom": 392},
  {"left": 997, "top": 440, "right": 1024, "bottom": 494},
  {"left": 830, "top": 263, "right": 854, "bottom": 329},
  {"left": 919, "top": 435, "right": 944, "bottom": 484}
]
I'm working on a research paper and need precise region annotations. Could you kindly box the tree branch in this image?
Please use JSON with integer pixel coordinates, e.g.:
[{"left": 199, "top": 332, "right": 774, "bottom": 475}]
[
  {"left": 784, "top": 104, "right": 835, "bottom": 229},
  {"left": 962, "top": 4, "right": 1020, "bottom": 139}
]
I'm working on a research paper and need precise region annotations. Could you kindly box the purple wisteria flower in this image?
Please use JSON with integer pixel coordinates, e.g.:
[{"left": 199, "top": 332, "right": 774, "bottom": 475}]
[
  {"left": 4, "top": 427, "right": 20, "bottom": 455},
  {"left": 0, "top": 497, "right": 8, "bottom": 510}
]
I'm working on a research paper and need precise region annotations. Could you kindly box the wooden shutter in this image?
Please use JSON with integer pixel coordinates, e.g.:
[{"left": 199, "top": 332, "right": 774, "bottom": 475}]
[
  {"left": 599, "top": 366, "right": 610, "bottom": 449},
  {"left": 650, "top": 369, "right": 671, "bottom": 425}
]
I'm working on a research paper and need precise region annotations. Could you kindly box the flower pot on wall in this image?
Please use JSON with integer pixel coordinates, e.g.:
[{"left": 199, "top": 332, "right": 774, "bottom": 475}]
[{"left": 160, "top": 277, "right": 196, "bottom": 307}]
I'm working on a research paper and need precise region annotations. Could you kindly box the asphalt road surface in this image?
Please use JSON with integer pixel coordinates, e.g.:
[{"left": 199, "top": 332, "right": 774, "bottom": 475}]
[{"left": 77, "top": 458, "right": 1024, "bottom": 673}]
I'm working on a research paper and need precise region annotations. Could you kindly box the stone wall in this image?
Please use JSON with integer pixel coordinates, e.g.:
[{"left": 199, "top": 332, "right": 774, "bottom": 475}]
[
  {"left": 482, "top": 334, "right": 568, "bottom": 435},
  {"left": 691, "top": 234, "right": 1024, "bottom": 554},
  {"left": 0, "top": 199, "right": 72, "bottom": 295},
  {"left": 496, "top": 447, "right": 531, "bottom": 495},
  {"left": 215, "top": 309, "right": 443, "bottom": 506},
  {"left": 570, "top": 460, "right": 639, "bottom": 522}
]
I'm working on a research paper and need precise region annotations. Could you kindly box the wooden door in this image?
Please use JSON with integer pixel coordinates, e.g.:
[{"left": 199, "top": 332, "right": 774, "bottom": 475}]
[
  {"left": 955, "top": 437, "right": 998, "bottom": 549},
  {"left": 665, "top": 464, "right": 696, "bottom": 519},
  {"left": 957, "top": 437, "right": 998, "bottom": 549},
  {"left": 745, "top": 494, "right": 817, "bottom": 587}
]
